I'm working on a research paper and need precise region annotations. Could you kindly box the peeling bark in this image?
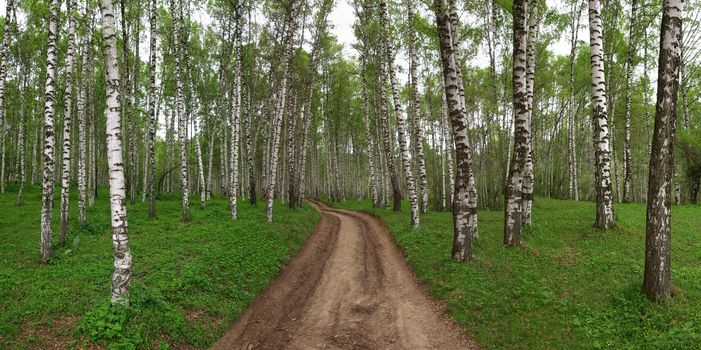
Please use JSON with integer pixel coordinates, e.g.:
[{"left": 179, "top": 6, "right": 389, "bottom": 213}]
[{"left": 643, "top": 0, "right": 682, "bottom": 301}]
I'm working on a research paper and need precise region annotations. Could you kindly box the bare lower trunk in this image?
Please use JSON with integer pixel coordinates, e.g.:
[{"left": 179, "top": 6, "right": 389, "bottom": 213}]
[
  {"left": 101, "top": 0, "right": 132, "bottom": 303},
  {"left": 267, "top": 0, "right": 301, "bottom": 222},
  {"left": 378, "top": 1, "right": 402, "bottom": 212},
  {"left": 442, "top": 94, "right": 455, "bottom": 208},
  {"left": 589, "top": 0, "right": 616, "bottom": 229},
  {"left": 383, "top": 0, "right": 419, "bottom": 227},
  {"left": 407, "top": 0, "right": 429, "bottom": 214},
  {"left": 643, "top": 0, "right": 682, "bottom": 301},
  {"left": 568, "top": 0, "right": 582, "bottom": 201},
  {"left": 230, "top": 0, "right": 243, "bottom": 218},
  {"left": 435, "top": 0, "right": 477, "bottom": 261},
  {"left": 171, "top": 0, "right": 190, "bottom": 221},
  {"left": 522, "top": 0, "right": 539, "bottom": 225},
  {"left": 40, "top": 0, "right": 59, "bottom": 263},
  {"left": 147, "top": 0, "right": 157, "bottom": 218},
  {"left": 504, "top": 0, "right": 529, "bottom": 247},
  {"left": 0, "top": 0, "right": 15, "bottom": 194},
  {"left": 622, "top": 0, "right": 638, "bottom": 203},
  {"left": 60, "top": 0, "right": 77, "bottom": 244},
  {"left": 78, "top": 45, "right": 88, "bottom": 225}
]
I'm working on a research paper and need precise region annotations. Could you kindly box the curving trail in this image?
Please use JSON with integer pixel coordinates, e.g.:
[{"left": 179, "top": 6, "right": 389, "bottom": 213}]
[{"left": 210, "top": 200, "right": 477, "bottom": 350}]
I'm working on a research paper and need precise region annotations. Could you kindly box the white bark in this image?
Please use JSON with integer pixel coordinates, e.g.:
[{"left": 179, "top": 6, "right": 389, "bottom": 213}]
[
  {"left": 267, "top": 0, "right": 301, "bottom": 222},
  {"left": 383, "top": 0, "right": 419, "bottom": 228},
  {"left": 230, "top": 0, "right": 243, "bottom": 218},
  {"left": 60, "top": 0, "right": 77, "bottom": 243},
  {"left": 171, "top": 0, "right": 190, "bottom": 221},
  {"left": 40, "top": 0, "right": 59, "bottom": 263},
  {"left": 522, "top": 0, "right": 539, "bottom": 226},
  {"left": 78, "top": 44, "right": 88, "bottom": 225},
  {"left": 643, "top": 0, "right": 682, "bottom": 301},
  {"left": 588, "top": 0, "right": 616, "bottom": 229},
  {"left": 101, "top": 0, "right": 132, "bottom": 303},
  {"left": 407, "top": 0, "right": 429, "bottom": 214},
  {"left": 0, "top": 0, "right": 15, "bottom": 194},
  {"left": 435, "top": 0, "right": 477, "bottom": 261},
  {"left": 147, "top": 0, "right": 157, "bottom": 218}
]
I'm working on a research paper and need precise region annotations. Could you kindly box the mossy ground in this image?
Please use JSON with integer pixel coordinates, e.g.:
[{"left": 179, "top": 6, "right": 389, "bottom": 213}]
[{"left": 0, "top": 184, "right": 319, "bottom": 349}]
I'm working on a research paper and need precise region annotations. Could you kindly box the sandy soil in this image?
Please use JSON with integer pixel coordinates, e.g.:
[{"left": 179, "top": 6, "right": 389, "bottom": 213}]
[{"left": 210, "top": 200, "right": 478, "bottom": 350}]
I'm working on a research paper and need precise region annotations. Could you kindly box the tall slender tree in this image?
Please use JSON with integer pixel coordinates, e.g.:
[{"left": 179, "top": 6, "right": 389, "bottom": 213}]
[
  {"left": 147, "top": 0, "right": 158, "bottom": 218},
  {"left": 568, "top": 0, "right": 583, "bottom": 201},
  {"left": 40, "top": 0, "right": 59, "bottom": 263},
  {"left": 230, "top": 0, "right": 243, "bottom": 218},
  {"left": 171, "top": 0, "right": 190, "bottom": 221},
  {"left": 435, "top": 0, "right": 478, "bottom": 261},
  {"left": 407, "top": 0, "right": 429, "bottom": 214},
  {"left": 60, "top": 0, "right": 78, "bottom": 244},
  {"left": 378, "top": 0, "right": 402, "bottom": 213},
  {"left": 100, "top": 0, "right": 132, "bottom": 303},
  {"left": 588, "top": 0, "right": 616, "bottom": 229},
  {"left": 504, "top": 0, "right": 529, "bottom": 247},
  {"left": 622, "top": 0, "right": 638, "bottom": 203},
  {"left": 0, "top": 0, "right": 15, "bottom": 195},
  {"left": 267, "top": 0, "right": 302, "bottom": 222},
  {"left": 643, "top": 0, "right": 682, "bottom": 301}
]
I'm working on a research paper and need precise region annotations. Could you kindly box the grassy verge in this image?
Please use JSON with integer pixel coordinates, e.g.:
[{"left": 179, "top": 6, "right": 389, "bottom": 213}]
[
  {"left": 332, "top": 197, "right": 701, "bottom": 349},
  {"left": 0, "top": 185, "right": 319, "bottom": 349}
]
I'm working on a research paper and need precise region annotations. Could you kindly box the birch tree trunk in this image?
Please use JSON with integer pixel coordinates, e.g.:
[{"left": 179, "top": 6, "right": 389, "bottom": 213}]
[
  {"left": 522, "top": 0, "right": 539, "bottom": 226},
  {"left": 382, "top": 0, "right": 419, "bottom": 228},
  {"left": 435, "top": 0, "right": 477, "bottom": 261},
  {"left": 267, "top": 0, "right": 301, "bottom": 222},
  {"left": 230, "top": 0, "right": 243, "bottom": 218},
  {"left": 442, "top": 93, "right": 454, "bottom": 208},
  {"left": 0, "top": 0, "right": 15, "bottom": 194},
  {"left": 622, "top": 0, "right": 638, "bottom": 203},
  {"left": 100, "top": 0, "right": 132, "bottom": 303},
  {"left": 377, "top": 1, "right": 402, "bottom": 213},
  {"left": 407, "top": 0, "right": 429, "bottom": 214},
  {"left": 147, "top": 0, "right": 158, "bottom": 218},
  {"left": 588, "top": 0, "right": 616, "bottom": 229},
  {"left": 15, "top": 87, "right": 25, "bottom": 206},
  {"left": 643, "top": 0, "right": 682, "bottom": 301},
  {"left": 78, "top": 44, "right": 88, "bottom": 225},
  {"left": 503, "top": 0, "right": 529, "bottom": 247},
  {"left": 568, "top": 0, "right": 582, "bottom": 201},
  {"left": 60, "top": 0, "right": 77, "bottom": 244},
  {"left": 171, "top": 0, "right": 190, "bottom": 221},
  {"left": 40, "top": 0, "right": 59, "bottom": 263}
]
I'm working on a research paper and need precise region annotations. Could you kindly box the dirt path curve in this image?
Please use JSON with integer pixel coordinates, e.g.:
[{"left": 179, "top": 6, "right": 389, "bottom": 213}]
[{"left": 210, "top": 200, "right": 478, "bottom": 350}]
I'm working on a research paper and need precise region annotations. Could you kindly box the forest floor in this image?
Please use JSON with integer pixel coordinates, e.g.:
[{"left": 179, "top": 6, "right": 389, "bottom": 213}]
[
  {"left": 0, "top": 184, "right": 319, "bottom": 349},
  {"left": 211, "top": 200, "right": 477, "bottom": 350},
  {"left": 331, "top": 197, "right": 701, "bottom": 349}
]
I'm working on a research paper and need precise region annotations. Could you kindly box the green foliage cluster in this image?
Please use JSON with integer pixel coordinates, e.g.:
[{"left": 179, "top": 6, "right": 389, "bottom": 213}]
[
  {"left": 0, "top": 185, "right": 319, "bottom": 349},
  {"left": 333, "top": 198, "right": 701, "bottom": 349}
]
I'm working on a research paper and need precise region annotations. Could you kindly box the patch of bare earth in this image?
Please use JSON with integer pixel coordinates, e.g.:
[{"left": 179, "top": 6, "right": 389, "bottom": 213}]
[{"left": 210, "top": 200, "right": 478, "bottom": 350}]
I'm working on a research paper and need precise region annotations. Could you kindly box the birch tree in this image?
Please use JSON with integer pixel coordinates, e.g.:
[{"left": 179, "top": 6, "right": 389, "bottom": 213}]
[
  {"left": 40, "top": 0, "right": 59, "bottom": 263},
  {"left": 78, "top": 43, "right": 88, "bottom": 225},
  {"left": 588, "top": 0, "right": 616, "bottom": 229},
  {"left": 643, "top": 0, "right": 682, "bottom": 301},
  {"left": 622, "top": 0, "right": 638, "bottom": 203},
  {"left": 378, "top": 1, "right": 402, "bottom": 213},
  {"left": 503, "top": 0, "right": 529, "bottom": 247},
  {"left": 171, "top": 0, "right": 190, "bottom": 221},
  {"left": 99, "top": 0, "right": 132, "bottom": 303},
  {"left": 267, "top": 0, "right": 302, "bottom": 222},
  {"left": 230, "top": 0, "right": 243, "bottom": 218},
  {"left": 382, "top": 0, "right": 420, "bottom": 228},
  {"left": 0, "top": 0, "right": 15, "bottom": 195},
  {"left": 568, "top": 0, "right": 583, "bottom": 201},
  {"left": 522, "top": 0, "right": 540, "bottom": 226},
  {"left": 147, "top": 0, "right": 158, "bottom": 218},
  {"left": 60, "top": 0, "right": 78, "bottom": 243},
  {"left": 434, "top": 0, "right": 477, "bottom": 261},
  {"left": 407, "top": 0, "right": 429, "bottom": 214}
]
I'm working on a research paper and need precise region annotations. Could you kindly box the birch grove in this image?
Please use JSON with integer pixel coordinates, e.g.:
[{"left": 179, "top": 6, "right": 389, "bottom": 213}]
[{"left": 0, "top": 0, "right": 693, "bottom": 310}]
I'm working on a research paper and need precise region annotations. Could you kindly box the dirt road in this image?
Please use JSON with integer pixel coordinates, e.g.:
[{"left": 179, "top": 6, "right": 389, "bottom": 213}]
[{"left": 210, "top": 200, "right": 477, "bottom": 350}]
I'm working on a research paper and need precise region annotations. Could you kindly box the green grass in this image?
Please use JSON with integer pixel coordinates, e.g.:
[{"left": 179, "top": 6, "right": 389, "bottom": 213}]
[
  {"left": 332, "top": 197, "right": 701, "bottom": 350},
  {"left": 0, "top": 184, "right": 319, "bottom": 349}
]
